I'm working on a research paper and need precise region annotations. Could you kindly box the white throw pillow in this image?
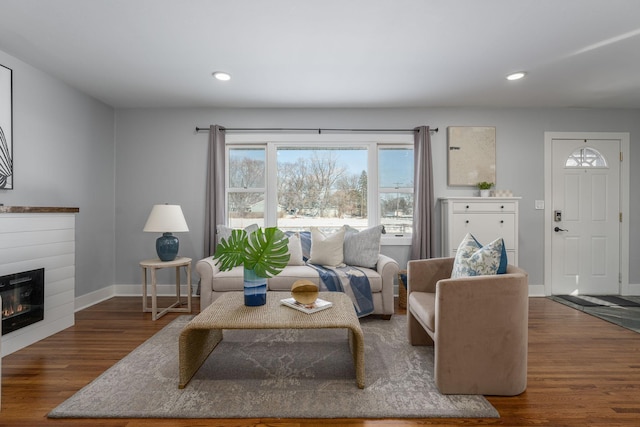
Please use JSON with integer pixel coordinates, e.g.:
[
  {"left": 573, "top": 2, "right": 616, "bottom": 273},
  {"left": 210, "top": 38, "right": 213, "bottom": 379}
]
[
  {"left": 308, "top": 226, "right": 346, "bottom": 267},
  {"left": 343, "top": 225, "right": 383, "bottom": 268},
  {"left": 286, "top": 232, "right": 305, "bottom": 266}
]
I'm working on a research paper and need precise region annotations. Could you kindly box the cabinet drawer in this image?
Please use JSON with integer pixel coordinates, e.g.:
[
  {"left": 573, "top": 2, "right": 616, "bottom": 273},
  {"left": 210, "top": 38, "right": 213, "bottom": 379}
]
[
  {"left": 451, "top": 214, "right": 516, "bottom": 249},
  {"left": 452, "top": 201, "right": 516, "bottom": 213}
]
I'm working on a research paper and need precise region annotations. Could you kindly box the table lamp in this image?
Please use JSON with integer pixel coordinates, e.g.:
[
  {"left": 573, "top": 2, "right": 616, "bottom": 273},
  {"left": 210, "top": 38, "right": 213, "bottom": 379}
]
[{"left": 143, "top": 204, "right": 189, "bottom": 261}]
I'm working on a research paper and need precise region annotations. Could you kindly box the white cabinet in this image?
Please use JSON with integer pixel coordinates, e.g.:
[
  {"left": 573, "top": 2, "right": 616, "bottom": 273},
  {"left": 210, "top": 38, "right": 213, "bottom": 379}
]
[{"left": 441, "top": 197, "right": 520, "bottom": 266}]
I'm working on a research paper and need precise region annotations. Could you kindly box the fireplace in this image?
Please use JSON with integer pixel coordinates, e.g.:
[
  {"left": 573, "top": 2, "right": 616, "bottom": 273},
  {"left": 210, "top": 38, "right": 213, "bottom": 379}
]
[{"left": 1, "top": 268, "right": 45, "bottom": 335}]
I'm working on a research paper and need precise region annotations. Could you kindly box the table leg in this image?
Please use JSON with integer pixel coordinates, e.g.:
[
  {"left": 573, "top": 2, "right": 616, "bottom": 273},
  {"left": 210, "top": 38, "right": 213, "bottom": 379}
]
[
  {"left": 151, "top": 267, "right": 158, "bottom": 321},
  {"left": 142, "top": 267, "right": 148, "bottom": 313},
  {"left": 175, "top": 265, "right": 181, "bottom": 307},
  {"left": 349, "top": 326, "right": 366, "bottom": 389},
  {"left": 186, "top": 263, "right": 192, "bottom": 313},
  {"left": 179, "top": 328, "right": 223, "bottom": 389}
]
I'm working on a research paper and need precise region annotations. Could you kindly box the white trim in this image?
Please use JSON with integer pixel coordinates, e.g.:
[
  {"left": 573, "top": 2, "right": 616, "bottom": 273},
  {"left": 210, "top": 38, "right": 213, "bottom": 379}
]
[
  {"left": 544, "top": 132, "right": 631, "bottom": 296},
  {"left": 74, "top": 286, "right": 115, "bottom": 312},
  {"left": 73, "top": 284, "right": 196, "bottom": 312}
]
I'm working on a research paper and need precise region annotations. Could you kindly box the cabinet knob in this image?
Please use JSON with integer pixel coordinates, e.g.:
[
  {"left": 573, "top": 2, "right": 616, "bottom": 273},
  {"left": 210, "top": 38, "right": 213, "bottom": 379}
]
[
  {"left": 501, "top": 205, "right": 504, "bottom": 209},
  {"left": 500, "top": 220, "right": 504, "bottom": 224},
  {"left": 466, "top": 205, "right": 470, "bottom": 209},
  {"left": 465, "top": 220, "right": 469, "bottom": 224}
]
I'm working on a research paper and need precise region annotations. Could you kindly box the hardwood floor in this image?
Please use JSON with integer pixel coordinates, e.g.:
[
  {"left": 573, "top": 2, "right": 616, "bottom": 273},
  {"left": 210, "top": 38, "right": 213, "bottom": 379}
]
[{"left": 1, "top": 296, "right": 639, "bottom": 426}]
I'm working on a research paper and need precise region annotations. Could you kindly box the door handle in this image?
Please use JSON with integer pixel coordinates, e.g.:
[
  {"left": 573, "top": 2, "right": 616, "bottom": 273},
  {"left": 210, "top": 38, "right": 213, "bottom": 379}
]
[{"left": 554, "top": 227, "right": 568, "bottom": 232}]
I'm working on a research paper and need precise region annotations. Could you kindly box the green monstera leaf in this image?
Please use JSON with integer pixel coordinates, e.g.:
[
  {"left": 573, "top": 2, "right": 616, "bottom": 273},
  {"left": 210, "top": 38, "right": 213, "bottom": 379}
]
[
  {"left": 212, "top": 226, "right": 290, "bottom": 278},
  {"left": 213, "top": 229, "right": 249, "bottom": 272},
  {"left": 243, "top": 227, "right": 290, "bottom": 277}
]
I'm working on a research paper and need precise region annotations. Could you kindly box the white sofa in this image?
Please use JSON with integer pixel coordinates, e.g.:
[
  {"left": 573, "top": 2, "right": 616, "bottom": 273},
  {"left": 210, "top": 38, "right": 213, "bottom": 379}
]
[{"left": 196, "top": 254, "right": 399, "bottom": 318}]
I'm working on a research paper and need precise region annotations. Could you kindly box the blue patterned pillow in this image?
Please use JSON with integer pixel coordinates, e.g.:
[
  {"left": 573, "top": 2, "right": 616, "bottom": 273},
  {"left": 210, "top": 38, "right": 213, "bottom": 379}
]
[{"left": 451, "top": 233, "right": 506, "bottom": 278}]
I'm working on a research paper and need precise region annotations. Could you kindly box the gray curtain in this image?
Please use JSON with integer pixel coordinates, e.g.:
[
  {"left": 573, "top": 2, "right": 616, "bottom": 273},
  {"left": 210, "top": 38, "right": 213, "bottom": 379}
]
[
  {"left": 410, "top": 126, "right": 435, "bottom": 260},
  {"left": 203, "top": 125, "right": 226, "bottom": 257}
]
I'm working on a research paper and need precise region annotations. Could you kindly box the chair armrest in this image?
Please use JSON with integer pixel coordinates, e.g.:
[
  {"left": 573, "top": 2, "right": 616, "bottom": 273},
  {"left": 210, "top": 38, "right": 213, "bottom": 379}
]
[
  {"left": 407, "top": 257, "right": 454, "bottom": 294},
  {"left": 195, "top": 257, "right": 220, "bottom": 309}
]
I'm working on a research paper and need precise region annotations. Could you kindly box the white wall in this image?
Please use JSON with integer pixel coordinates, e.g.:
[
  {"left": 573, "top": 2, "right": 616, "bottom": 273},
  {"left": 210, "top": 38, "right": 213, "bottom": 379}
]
[
  {"left": 0, "top": 49, "right": 116, "bottom": 299},
  {"left": 114, "top": 107, "right": 640, "bottom": 291}
]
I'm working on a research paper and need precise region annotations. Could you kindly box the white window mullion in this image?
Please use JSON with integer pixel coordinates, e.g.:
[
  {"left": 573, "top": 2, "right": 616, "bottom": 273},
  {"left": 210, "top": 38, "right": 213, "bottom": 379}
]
[
  {"left": 368, "top": 142, "right": 380, "bottom": 226},
  {"left": 265, "top": 142, "right": 278, "bottom": 227}
]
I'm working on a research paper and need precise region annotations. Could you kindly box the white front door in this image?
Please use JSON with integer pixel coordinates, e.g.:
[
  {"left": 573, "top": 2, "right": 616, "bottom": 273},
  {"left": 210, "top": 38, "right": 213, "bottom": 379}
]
[{"left": 551, "top": 138, "right": 620, "bottom": 295}]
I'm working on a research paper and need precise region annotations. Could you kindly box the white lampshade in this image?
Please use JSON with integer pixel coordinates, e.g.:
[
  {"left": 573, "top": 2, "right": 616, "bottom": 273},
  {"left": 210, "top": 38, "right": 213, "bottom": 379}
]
[{"left": 143, "top": 204, "right": 189, "bottom": 232}]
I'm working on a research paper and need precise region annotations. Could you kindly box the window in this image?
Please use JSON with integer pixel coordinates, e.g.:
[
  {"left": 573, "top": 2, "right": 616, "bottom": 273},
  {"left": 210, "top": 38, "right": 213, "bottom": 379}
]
[
  {"left": 565, "top": 147, "right": 608, "bottom": 168},
  {"left": 378, "top": 147, "right": 414, "bottom": 235},
  {"left": 227, "top": 147, "right": 266, "bottom": 228},
  {"left": 277, "top": 147, "right": 368, "bottom": 232},
  {"left": 225, "top": 134, "right": 414, "bottom": 242}
]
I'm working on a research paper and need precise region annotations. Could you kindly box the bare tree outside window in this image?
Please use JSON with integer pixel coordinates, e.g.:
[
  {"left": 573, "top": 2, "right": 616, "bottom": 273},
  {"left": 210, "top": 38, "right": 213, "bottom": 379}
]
[
  {"left": 276, "top": 148, "right": 367, "bottom": 231},
  {"left": 228, "top": 148, "right": 265, "bottom": 225},
  {"left": 225, "top": 142, "right": 414, "bottom": 235}
]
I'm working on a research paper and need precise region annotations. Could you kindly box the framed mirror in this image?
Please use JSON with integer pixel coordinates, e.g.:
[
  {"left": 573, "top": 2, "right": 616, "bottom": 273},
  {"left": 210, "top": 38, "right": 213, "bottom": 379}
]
[{"left": 447, "top": 126, "right": 496, "bottom": 186}]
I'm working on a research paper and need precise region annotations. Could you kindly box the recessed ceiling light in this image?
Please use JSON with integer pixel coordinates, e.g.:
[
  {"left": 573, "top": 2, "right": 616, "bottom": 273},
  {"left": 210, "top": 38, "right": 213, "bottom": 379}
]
[
  {"left": 212, "top": 71, "right": 231, "bottom": 81},
  {"left": 506, "top": 71, "right": 527, "bottom": 81}
]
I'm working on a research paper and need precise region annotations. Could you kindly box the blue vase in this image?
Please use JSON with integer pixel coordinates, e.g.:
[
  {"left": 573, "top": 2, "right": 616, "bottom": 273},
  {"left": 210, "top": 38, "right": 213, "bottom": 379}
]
[
  {"left": 243, "top": 266, "right": 267, "bottom": 306},
  {"left": 156, "top": 232, "right": 179, "bottom": 261}
]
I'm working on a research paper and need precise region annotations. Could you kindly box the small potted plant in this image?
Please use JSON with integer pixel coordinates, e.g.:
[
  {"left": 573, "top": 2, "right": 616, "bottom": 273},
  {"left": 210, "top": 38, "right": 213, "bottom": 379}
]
[
  {"left": 213, "top": 227, "right": 290, "bottom": 306},
  {"left": 477, "top": 181, "right": 493, "bottom": 197}
]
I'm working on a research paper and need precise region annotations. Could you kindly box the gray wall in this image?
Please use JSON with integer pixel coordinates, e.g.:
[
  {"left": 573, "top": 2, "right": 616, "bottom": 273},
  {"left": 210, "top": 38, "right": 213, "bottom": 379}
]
[
  {"left": 114, "top": 107, "right": 640, "bottom": 289},
  {"left": 2, "top": 43, "right": 638, "bottom": 297},
  {"left": 0, "top": 49, "right": 116, "bottom": 297}
]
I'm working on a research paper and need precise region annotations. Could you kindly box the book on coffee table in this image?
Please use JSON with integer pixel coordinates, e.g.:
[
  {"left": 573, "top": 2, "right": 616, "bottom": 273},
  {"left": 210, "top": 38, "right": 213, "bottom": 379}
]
[{"left": 280, "top": 297, "right": 333, "bottom": 314}]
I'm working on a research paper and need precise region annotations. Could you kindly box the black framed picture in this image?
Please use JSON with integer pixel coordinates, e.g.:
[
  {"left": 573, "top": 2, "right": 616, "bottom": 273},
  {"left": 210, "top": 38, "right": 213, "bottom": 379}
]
[{"left": 1, "top": 63, "right": 13, "bottom": 189}]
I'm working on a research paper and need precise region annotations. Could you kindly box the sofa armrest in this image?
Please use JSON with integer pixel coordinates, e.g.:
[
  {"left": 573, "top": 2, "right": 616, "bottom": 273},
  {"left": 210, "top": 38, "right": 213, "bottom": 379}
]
[
  {"left": 407, "top": 257, "right": 454, "bottom": 294},
  {"left": 195, "top": 256, "right": 220, "bottom": 309},
  {"left": 377, "top": 254, "right": 399, "bottom": 316}
]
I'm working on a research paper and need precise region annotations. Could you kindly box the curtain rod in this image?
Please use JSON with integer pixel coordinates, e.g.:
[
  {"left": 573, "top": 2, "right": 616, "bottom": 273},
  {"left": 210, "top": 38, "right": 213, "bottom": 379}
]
[{"left": 195, "top": 126, "right": 438, "bottom": 134}]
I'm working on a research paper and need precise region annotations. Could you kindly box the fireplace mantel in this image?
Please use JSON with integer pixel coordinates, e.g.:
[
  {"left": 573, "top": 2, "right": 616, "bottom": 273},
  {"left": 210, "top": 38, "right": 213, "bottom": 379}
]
[{"left": 0, "top": 206, "right": 79, "bottom": 214}]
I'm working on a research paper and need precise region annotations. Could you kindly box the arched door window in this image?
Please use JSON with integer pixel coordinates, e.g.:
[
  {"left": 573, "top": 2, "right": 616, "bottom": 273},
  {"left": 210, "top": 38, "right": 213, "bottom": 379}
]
[{"left": 565, "top": 147, "right": 608, "bottom": 168}]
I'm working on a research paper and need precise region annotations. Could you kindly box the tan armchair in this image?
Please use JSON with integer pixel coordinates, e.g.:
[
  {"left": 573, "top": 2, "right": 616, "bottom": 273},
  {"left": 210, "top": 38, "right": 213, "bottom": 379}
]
[{"left": 407, "top": 257, "right": 528, "bottom": 396}]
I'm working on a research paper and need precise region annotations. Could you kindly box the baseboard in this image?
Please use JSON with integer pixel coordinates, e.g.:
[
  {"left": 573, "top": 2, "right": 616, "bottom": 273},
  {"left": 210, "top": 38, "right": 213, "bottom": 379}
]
[
  {"left": 74, "top": 282, "right": 639, "bottom": 312},
  {"left": 113, "top": 283, "right": 196, "bottom": 296},
  {"left": 528, "top": 283, "right": 546, "bottom": 297},
  {"left": 75, "top": 286, "right": 116, "bottom": 312},
  {"left": 75, "top": 284, "right": 196, "bottom": 312}
]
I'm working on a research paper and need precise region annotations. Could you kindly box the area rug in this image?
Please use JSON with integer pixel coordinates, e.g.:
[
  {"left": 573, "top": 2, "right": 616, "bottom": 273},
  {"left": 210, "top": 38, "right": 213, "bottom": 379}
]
[
  {"left": 550, "top": 295, "right": 640, "bottom": 333},
  {"left": 48, "top": 315, "right": 499, "bottom": 419}
]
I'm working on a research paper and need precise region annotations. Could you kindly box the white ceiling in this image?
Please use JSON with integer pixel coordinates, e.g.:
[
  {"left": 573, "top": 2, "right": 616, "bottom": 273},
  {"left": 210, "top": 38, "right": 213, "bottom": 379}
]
[{"left": 1, "top": 0, "right": 639, "bottom": 109}]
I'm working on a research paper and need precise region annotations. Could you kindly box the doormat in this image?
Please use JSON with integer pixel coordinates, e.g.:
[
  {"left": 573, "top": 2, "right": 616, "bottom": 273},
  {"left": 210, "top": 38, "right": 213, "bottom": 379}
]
[
  {"left": 555, "top": 295, "right": 640, "bottom": 307},
  {"left": 550, "top": 295, "right": 640, "bottom": 334}
]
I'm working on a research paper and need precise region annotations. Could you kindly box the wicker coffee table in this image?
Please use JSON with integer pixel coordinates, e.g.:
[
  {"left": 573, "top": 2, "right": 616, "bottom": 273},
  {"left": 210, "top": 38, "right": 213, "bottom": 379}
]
[{"left": 178, "top": 291, "right": 365, "bottom": 389}]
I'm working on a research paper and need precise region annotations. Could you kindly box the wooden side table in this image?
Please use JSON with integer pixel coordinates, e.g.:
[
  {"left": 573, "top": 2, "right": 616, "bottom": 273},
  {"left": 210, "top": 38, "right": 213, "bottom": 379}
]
[{"left": 140, "top": 257, "right": 192, "bottom": 321}]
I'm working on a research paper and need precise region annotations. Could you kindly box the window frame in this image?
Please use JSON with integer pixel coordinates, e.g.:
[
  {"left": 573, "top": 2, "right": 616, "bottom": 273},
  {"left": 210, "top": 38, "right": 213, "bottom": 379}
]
[{"left": 225, "top": 133, "right": 414, "bottom": 245}]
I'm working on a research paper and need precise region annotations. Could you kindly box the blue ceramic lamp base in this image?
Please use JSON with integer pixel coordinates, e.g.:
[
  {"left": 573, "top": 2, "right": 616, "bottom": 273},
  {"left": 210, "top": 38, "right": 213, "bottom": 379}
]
[{"left": 156, "top": 232, "right": 179, "bottom": 261}]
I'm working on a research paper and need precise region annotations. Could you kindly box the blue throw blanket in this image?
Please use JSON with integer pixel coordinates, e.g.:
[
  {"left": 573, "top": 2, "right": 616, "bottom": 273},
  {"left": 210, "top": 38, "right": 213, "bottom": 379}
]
[
  {"left": 306, "top": 263, "right": 374, "bottom": 318},
  {"left": 292, "top": 231, "right": 375, "bottom": 317}
]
